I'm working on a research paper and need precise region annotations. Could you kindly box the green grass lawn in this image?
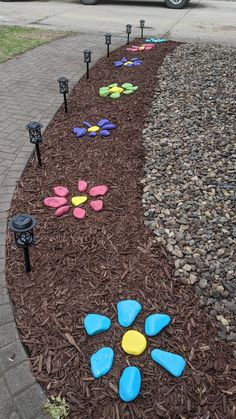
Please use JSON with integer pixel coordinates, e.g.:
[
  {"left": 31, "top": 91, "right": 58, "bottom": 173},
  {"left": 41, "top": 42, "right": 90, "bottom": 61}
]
[{"left": 0, "top": 25, "right": 72, "bottom": 63}]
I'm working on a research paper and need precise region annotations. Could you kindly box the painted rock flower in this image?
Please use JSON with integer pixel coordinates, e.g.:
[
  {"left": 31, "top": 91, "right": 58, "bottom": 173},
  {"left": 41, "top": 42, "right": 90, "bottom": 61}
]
[
  {"left": 84, "top": 300, "right": 186, "bottom": 402},
  {"left": 99, "top": 83, "right": 138, "bottom": 99},
  {"left": 72, "top": 119, "right": 116, "bottom": 139},
  {"left": 43, "top": 180, "right": 108, "bottom": 219},
  {"left": 145, "top": 37, "right": 167, "bottom": 43},
  {"left": 126, "top": 43, "right": 155, "bottom": 52},
  {"left": 114, "top": 57, "right": 143, "bottom": 68}
]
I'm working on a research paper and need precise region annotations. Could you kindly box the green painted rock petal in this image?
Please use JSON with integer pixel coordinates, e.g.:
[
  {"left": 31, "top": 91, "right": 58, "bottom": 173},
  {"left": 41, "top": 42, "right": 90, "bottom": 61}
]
[
  {"left": 99, "top": 90, "right": 110, "bottom": 97},
  {"left": 108, "top": 83, "right": 118, "bottom": 88},
  {"left": 121, "top": 83, "right": 133, "bottom": 88},
  {"left": 131, "top": 86, "right": 138, "bottom": 91},
  {"left": 110, "top": 92, "right": 120, "bottom": 99},
  {"left": 123, "top": 90, "right": 134, "bottom": 95}
]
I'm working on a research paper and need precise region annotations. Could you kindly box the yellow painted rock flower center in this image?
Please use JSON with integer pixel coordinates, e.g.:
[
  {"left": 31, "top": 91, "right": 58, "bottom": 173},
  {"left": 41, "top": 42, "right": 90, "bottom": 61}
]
[
  {"left": 124, "top": 61, "right": 132, "bottom": 66},
  {"left": 109, "top": 86, "right": 124, "bottom": 94},
  {"left": 71, "top": 196, "right": 88, "bottom": 206},
  {"left": 121, "top": 330, "right": 147, "bottom": 355},
  {"left": 88, "top": 125, "right": 100, "bottom": 133}
]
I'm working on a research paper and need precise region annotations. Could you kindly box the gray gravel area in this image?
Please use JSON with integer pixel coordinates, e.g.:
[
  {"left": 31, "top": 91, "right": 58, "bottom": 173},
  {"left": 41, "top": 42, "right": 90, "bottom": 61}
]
[{"left": 142, "top": 43, "right": 236, "bottom": 341}]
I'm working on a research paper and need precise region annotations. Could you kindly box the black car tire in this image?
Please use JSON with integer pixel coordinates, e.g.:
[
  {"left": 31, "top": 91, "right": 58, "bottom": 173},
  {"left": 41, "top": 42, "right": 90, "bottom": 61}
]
[
  {"left": 165, "top": 0, "right": 189, "bottom": 9},
  {"left": 80, "top": 0, "right": 98, "bottom": 4}
]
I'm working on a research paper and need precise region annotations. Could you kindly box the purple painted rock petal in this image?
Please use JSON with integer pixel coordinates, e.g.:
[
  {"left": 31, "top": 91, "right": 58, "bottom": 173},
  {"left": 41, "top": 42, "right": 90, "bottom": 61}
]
[
  {"left": 122, "top": 57, "right": 127, "bottom": 62},
  {"left": 53, "top": 186, "right": 69, "bottom": 198},
  {"left": 98, "top": 119, "right": 110, "bottom": 127},
  {"left": 73, "top": 127, "right": 87, "bottom": 138},
  {"left": 102, "top": 123, "right": 116, "bottom": 130},
  {"left": 114, "top": 61, "right": 123, "bottom": 67},
  {"left": 77, "top": 179, "right": 87, "bottom": 192},
  {"left": 126, "top": 63, "right": 133, "bottom": 67},
  {"left": 89, "top": 132, "right": 97, "bottom": 137},
  {"left": 100, "top": 130, "right": 110, "bottom": 137},
  {"left": 44, "top": 197, "right": 67, "bottom": 208},
  {"left": 131, "top": 57, "right": 138, "bottom": 61},
  {"left": 90, "top": 200, "right": 103, "bottom": 212},
  {"left": 73, "top": 207, "right": 86, "bottom": 219},
  {"left": 55, "top": 205, "right": 70, "bottom": 217},
  {"left": 89, "top": 185, "right": 108, "bottom": 197},
  {"left": 83, "top": 121, "right": 92, "bottom": 128}
]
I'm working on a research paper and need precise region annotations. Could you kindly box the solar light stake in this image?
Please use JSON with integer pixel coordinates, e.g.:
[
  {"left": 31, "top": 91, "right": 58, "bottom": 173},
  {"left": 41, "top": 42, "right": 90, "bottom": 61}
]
[
  {"left": 105, "top": 33, "right": 112, "bottom": 58},
  {"left": 126, "top": 24, "right": 132, "bottom": 45},
  {"left": 83, "top": 49, "right": 92, "bottom": 80},
  {"left": 8, "top": 214, "right": 37, "bottom": 273},
  {"left": 58, "top": 77, "right": 69, "bottom": 113},
  {"left": 140, "top": 19, "right": 145, "bottom": 39},
  {"left": 25, "top": 121, "right": 43, "bottom": 166}
]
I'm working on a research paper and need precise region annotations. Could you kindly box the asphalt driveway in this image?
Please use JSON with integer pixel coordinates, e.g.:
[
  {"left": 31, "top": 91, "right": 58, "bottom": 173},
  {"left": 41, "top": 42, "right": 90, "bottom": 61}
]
[{"left": 0, "top": 0, "right": 235, "bottom": 46}]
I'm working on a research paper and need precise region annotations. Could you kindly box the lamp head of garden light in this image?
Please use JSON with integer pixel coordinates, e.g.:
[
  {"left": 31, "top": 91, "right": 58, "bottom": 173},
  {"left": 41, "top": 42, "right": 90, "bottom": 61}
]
[
  {"left": 126, "top": 24, "right": 132, "bottom": 35},
  {"left": 58, "top": 77, "right": 69, "bottom": 94},
  {"left": 25, "top": 121, "right": 43, "bottom": 144},
  {"left": 8, "top": 214, "right": 37, "bottom": 248},
  {"left": 83, "top": 49, "right": 92, "bottom": 63},
  {"left": 140, "top": 20, "right": 145, "bottom": 29},
  {"left": 105, "top": 33, "right": 112, "bottom": 45}
]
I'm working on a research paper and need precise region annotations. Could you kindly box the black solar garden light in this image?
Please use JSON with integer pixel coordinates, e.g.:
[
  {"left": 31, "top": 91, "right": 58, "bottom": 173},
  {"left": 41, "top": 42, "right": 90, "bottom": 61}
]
[
  {"left": 105, "top": 33, "right": 112, "bottom": 58},
  {"left": 83, "top": 49, "right": 92, "bottom": 80},
  {"left": 140, "top": 20, "right": 145, "bottom": 39},
  {"left": 58, "top": 77, "right": 69, "bottom": 114},
  {"left": 126, "top": 24, "right": 132, "bottom": 45},
  {"left": 25, "top": 121, "right": 43, "bottom": 166},
  {"left": 8, "top": 214, "right": 37, "bottom": 273}
]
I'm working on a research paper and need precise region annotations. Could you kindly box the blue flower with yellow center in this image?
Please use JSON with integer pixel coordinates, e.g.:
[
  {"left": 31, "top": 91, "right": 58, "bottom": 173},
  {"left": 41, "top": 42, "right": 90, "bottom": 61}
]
[
  {"left": 72, "top": 119, "right": 116, "bottom": 139},
  {"left": 84, "top": 300, "right": 186, "bottom": 402},
  {"left": 114, "top": 57, "right": 143, "bottom": 68}
]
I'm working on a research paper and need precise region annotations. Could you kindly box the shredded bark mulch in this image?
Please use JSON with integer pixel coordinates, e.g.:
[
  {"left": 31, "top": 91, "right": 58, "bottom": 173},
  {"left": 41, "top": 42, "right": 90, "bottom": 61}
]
[{"left": 6, "top": 40, "right": 235, "bottom": 419}]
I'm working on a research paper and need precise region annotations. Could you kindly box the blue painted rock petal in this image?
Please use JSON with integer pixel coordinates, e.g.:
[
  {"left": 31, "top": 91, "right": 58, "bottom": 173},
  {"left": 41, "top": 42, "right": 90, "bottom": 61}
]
[
  {"left": 90, "top": 347, "right": 114, "bottom": 378},
  {"left": 145, "top": 314, "right": 171, "bottom": 336},
  {"left": 84, "top": 314, "right": 111, "bottom": 336},
  {"left": 98, "top": 119, "right": 110, "bottom": 127},
  {"left": 83, "top": 121, "right": 92, "bottom": 128},
  {"left": 119, "top": 366, "right": 141, "bottom": 402},
  {"left": 151, "top": 349, "right": 186, "bottom": 377},
  {"left": 100, "top": 130, "right": 110, "bottom": 137},
  {"left": 117, "top": 300, "right": 142, "bottom": 327},
  {"left": 72, "top": 127, "right": 87, "bottom": 138}
]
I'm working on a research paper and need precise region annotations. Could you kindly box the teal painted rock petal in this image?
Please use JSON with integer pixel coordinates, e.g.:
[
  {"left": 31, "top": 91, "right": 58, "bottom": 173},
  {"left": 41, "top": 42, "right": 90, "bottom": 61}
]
[
  {"left": 84, "top": 314, "right": 111, "bottom": 336},
  {"left": 145, "top": 314, "right": 171, "bottom": 336},
  {"left": 151, "top": 349, "right": 186, "bottom": 377},
  {"left": 90, "top": 347, "right": 114, "bottom": 378},
  {"left": 119, "top": 366, "right": 141, "bottom": 402},
  {"left": 117, "top": 300, "right": 142, "bottom": 327}
]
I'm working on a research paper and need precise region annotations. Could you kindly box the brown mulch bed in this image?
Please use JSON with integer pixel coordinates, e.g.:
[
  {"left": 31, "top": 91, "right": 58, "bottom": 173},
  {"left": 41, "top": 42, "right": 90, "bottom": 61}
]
[{"left": 6, "top": 40, "right": 235, "bottom": 419}]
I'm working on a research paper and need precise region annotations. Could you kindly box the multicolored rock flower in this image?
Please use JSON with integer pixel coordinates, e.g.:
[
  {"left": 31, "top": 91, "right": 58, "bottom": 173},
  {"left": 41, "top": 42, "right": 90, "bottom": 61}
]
[
  {"left": 99, "top": 83, "right": 138, "bottom": 99},
  {"left": 126, "top": 43, "right": 155, "bottom": 52},
  {"left": 72, "top": 119, "right": 116, "bottom": 139},
  {"left": 84, "top": 300, "right": 186, "bottom": 402},
  {"left": 43, "top": 180, "right": 108, "bottom": 219},
  {"left": 114, "top": 57, "right": 143, "bottom": 68}
]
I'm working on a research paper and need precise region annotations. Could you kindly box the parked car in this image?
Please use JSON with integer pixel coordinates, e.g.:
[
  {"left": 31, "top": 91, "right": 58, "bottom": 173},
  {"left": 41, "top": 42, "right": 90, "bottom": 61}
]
[{"left": 80, "top": 0, "right": 189, "bottom": 9}]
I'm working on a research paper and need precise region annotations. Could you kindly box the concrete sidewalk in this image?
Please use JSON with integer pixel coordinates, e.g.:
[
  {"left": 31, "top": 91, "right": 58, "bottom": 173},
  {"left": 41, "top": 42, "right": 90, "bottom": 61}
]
[{"left": 0, "top": 33, "right": 122, "bottom": 419}]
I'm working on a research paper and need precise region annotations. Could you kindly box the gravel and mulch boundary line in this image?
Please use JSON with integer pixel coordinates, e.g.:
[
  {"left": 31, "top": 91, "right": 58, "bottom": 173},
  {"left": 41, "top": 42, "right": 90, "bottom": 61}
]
[
  {"left": 142, "top": 43, "right": 236, "bottom": 343},
  {"left": 6, "top": 40, "right": 236, "bottom": 418}
]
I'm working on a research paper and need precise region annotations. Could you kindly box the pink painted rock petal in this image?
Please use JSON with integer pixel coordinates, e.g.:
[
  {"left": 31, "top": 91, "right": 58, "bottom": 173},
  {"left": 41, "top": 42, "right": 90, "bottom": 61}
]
[
  {"left": 90, "top": 200, "right": 103, "bottom": 212},
  {"left": 53, "top": 186, "right": 69, "bottom": 197},
  {"left": 44, "top": 197, "right": 67, "bottom": 208},
  {"left": 73, "top": 207, "right": 86, "bottom": 219},
  {"left": 89, "top": 185, "right": 108, "bottom": 197},
  {"left": 55, "top": 205, "right": 70, "bottom": 217},
  {"left": 78, "top": 179, "right": 88, "bottom": 192}
]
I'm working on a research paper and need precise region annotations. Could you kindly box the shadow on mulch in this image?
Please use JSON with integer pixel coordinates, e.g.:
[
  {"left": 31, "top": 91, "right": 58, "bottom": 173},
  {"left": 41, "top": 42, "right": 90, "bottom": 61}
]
[{"left": 6, "top": 40, "right": 235, "bottom": 419}]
